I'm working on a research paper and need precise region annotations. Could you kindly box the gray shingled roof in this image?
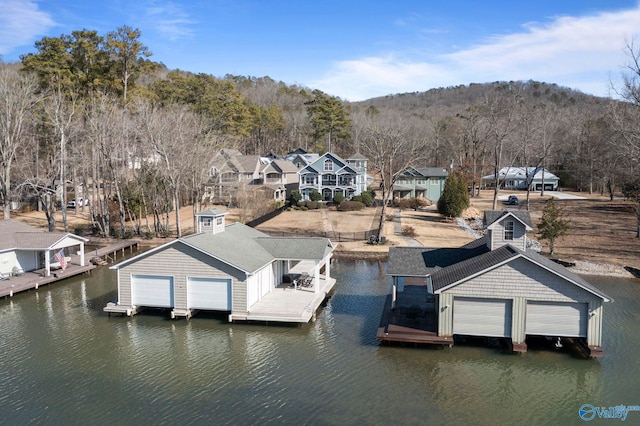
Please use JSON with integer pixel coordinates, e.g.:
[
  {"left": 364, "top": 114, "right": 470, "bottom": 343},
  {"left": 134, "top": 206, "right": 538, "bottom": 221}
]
[
  {"left": 484, "top": 210, "right": 533, "bottom": 229},
  {"left": 431, "top": 243, "right": 611, "bottom": 301},
  {"left": 0, "top": 219, "right": 86, "bottom": 251},
  {"left": 195, "top": 208, "right": 228, "bottom": 217},
  {"left": 113, "top": 222, "right": 333, "bottom": 275},
  {"left": 415, "top": 167, "right": 449, "bottom": 178},
  {"left": 387, "top": 237, "right": 490, "bottom": 277}
]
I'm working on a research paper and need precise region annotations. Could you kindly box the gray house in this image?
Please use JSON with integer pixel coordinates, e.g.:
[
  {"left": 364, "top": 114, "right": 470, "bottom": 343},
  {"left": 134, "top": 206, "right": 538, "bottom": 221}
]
[
  {"left": 382, "top": 210, "right": 610, "bottom": 357},
  {"left": 105, "top": 209, "right": 335, "bottom": 323}
]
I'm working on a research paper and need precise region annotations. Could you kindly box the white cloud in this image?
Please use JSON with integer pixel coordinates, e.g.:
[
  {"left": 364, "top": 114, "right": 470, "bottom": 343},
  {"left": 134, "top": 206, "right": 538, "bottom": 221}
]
[
  {"left": 145, "top": 1, "right": 196, "bottom": 41},
  {"left": 0, "top": 0, "right": 55, "bottom": 56},
  {"left": 313, "top": 6, "right": 640, "bottom": 101}
]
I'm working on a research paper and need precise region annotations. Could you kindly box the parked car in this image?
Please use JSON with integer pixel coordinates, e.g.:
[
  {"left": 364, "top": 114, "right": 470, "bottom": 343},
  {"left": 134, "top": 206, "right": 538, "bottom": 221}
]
[
  {"left": 67, "top": 198, "right": 89, "bottom": 208},
  {"left": 506, "top": 195, "right": 519, "bottom": 205}
]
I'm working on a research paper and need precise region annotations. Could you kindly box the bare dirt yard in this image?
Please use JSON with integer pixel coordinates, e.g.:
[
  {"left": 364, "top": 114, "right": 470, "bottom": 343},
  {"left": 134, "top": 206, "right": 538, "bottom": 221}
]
[{"left": 10, "top": 189, "right": 640, "bottom": 275}]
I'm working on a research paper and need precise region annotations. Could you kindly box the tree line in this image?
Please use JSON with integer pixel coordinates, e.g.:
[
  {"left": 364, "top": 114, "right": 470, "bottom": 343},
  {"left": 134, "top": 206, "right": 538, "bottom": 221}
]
[{"left": 2, "top": 26, "right": 640, "bottom": 239}]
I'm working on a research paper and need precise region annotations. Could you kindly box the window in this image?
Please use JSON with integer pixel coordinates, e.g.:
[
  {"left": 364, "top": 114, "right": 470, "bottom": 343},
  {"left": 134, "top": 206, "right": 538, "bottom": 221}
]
[
  {"left": 504, "top": 221, "right": 514, "bottom": 240},
  {"left": 202, "top": 218, "right": 212, "bottom": 227},
  {"left": 324, "top": 160, "right": 333, "bottom": 171},
  {"left": 216, "top": 217, "right": 223, "bottom": 226}
]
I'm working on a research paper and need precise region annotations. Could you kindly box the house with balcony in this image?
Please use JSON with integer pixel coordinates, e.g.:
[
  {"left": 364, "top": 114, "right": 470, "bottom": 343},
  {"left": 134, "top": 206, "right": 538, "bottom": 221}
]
[
  {"left": 298, "top": 152, "right": 362, "bottom": 201},
  {"left": 393, "top": 167, "right": 449, "bottom": 202},
  {"left": 345, "top": 153, "right": 370, "bottom": 196},
  {"left": 208, "top": 150, "right": 296, "bottom": 202}
]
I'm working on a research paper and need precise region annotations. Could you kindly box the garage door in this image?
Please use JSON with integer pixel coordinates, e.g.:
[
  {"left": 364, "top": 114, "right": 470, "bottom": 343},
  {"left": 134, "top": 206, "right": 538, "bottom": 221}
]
[
  {"left": 453, "top": 297, "right": 512, "bottom": 337},
  {"left": 526, "top": 301, "right": 588, "bottom": 337},
  {"left": 187, "top": 277, "right": 231, "bottom": 311},
  {"left": 132, "top": 275, "right": 174, "bottom": 308}
]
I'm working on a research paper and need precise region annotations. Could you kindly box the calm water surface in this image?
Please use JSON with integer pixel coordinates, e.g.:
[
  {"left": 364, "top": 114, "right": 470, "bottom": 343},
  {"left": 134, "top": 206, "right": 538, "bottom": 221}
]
[{"left": 0, "top": 258, "right": 638, "bottom": 425}]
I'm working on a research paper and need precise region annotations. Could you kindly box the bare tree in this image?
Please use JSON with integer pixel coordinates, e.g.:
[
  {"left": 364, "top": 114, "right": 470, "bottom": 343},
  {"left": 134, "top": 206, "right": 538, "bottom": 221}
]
[
  {"left": 481, "top": 89, "right": 521, "bottom": 209},
  {"left": 360, "top": 115, "right": 427, "bottom": 240},
  {"left": 0, "top": 64, "right": 40, "bottom": 219},
  {"left": 609, "top": 38, "right": 640, "bottom": 237}
]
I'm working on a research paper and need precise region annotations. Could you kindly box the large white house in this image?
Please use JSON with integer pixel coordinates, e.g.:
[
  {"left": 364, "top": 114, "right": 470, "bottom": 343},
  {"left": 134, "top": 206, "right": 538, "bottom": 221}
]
[{"left": 482, "top": 167, "right": 560, "bottom": 191}]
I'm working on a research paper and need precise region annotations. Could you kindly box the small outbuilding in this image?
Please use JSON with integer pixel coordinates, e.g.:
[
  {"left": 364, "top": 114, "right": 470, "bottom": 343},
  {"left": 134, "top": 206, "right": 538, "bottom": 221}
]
[{"left": 381, "top": 210, "right": 611, "bottom": 357}]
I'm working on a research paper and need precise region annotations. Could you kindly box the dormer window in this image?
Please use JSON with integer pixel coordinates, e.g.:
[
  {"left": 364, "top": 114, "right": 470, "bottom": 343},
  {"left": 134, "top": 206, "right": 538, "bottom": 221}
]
[
  {"left": 504, "top": 220, "right": 514, "bottom": 240},
  {"left": 324, "top": 160, "right": 333, "bottom": 171}
]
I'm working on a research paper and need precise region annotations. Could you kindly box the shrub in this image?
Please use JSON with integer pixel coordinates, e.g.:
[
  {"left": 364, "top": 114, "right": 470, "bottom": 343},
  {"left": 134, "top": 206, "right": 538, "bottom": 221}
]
[
  {"left": 333, "top": 193, "right": 345, "bottom": 204},
  {"left": 401, "top": 225, "right": 417, "bottom": 237},
  {"left": 309, "top": 190, "right": 322, "bottom": 202},
  {"left": 359, "top": 191, "right": 374, "bottom": 207},
  {"left": 386, "top": 214, "right": 395, "bottom": 222},
  {"left": 394, "top": 198, "right": 414, "bottom": 209},
  {"left": 144, "top": 231, "right": 156, "bottom": 240},
  {"left": 302, "top": 201, "right": 321, "bottom": 210},
  {"left": 338, "top": 200, "right": 365, "bottom": 211},
  {"left": 288, "top": 190, "right": 302, "bottom": 206}
]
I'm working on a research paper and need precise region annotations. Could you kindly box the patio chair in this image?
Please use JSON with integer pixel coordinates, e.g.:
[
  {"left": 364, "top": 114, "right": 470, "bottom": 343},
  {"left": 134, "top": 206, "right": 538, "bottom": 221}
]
[
  {"left": 12, "top": 266, "right": 24, "bottom": 276},
  {"left": 0, "top": 272, "right": 9, "bottom": 281}
]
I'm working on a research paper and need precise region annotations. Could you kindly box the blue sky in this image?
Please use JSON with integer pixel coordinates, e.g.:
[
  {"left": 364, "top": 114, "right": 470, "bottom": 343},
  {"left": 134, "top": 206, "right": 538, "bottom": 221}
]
[{"left": 1, "top": 1, "right": 640, "bottom": 101}]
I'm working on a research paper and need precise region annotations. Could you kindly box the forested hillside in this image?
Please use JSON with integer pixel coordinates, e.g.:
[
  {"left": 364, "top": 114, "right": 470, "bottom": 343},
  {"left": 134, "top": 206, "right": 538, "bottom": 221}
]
[{"left": 2, "top": 26, "right": 640, "bottom": 238}]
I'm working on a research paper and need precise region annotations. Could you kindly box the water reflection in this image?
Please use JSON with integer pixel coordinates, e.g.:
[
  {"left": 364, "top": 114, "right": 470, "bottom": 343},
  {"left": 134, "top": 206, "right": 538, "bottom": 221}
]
[{"left": 0, "top": 260, "right": 637, "bottom": 425}]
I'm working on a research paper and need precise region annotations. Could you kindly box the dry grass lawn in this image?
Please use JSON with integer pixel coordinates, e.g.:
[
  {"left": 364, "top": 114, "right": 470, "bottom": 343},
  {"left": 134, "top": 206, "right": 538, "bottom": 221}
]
[{"left": 10, "top": 190, "right": 640, "bottom": 270}]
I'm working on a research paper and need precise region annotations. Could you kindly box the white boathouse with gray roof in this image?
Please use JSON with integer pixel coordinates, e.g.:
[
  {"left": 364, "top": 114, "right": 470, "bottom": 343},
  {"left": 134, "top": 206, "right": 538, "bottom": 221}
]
[
  {"left": 381, "top": 210, "right": 611, "bottom": 358},
  {"left": 105, "top": 209, "right": 335, "bottom": 323}
]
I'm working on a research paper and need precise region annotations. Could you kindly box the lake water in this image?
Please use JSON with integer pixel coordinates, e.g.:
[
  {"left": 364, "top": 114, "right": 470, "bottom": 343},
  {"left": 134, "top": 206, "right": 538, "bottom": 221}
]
[{"left": 0, "top": 258, "right": 638, "bottom": 425}]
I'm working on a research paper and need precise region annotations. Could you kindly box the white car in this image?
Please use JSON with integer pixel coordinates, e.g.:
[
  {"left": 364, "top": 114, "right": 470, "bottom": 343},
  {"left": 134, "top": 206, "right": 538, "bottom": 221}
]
[{"left": 67, "top": 197, "right": 89, "bottom": 208}]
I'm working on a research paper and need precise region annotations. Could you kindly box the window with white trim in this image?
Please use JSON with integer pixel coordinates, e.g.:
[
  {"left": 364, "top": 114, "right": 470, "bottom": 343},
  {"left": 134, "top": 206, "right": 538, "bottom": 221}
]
[
  {"left": 504, "top": 220, "right": 514, "bottom": 240},
  {"left": 324, "top": 160, "right": 333, "bottom": 171}
]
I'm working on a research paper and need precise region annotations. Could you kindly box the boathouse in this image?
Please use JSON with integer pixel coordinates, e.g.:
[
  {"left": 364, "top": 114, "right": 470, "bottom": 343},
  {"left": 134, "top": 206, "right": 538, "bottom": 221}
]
[
  {"left": 380, "top": 210, "right": 611, "bottom": 357},
  {"left": 0, "top": 219, "right": 88, "bottom": 278},
  {"left": 105, "top": 208, "right": 335, "bottom": 322}
]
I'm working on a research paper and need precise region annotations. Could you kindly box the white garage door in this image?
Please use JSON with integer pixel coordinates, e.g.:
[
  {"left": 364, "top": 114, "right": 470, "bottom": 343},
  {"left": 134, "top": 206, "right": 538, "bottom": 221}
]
[
  {"left": 132, "top": 275, "right": 174, "bottom": 308},
  {"left": 187, "top": 277, "right": 231, "bottom": 311},
  {"left": 526, "top": 301, "right": 588, "bottom": 337},
  {"left": 453, "top": 297, "right": 512, "bottom": 338}
]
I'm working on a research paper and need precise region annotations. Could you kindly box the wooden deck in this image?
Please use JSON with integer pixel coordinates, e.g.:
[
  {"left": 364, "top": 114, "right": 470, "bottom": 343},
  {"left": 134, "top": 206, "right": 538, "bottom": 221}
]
[
  {"left": 88, "top": 240, "right": 139, "bottom": 263},
  {"left": 376, "top": 292, "right": 453, "bottom": 346},
  {"left": 231, "top": 275, "right": 337, "bottom": 323},
  {"left": 0, "top": 258, "right": 96, "bottom": 298}
]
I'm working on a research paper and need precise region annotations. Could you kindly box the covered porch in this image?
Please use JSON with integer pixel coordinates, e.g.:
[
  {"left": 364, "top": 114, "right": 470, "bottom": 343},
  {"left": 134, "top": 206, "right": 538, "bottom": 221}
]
[{"left": 237, "top": 274, "right": 337, "bottom": 323}]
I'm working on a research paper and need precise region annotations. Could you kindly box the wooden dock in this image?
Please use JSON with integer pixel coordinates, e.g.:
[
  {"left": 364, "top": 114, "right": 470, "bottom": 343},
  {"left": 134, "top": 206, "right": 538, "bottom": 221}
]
[
  {"left": 0, "top": 261, "right": 96, "bottom": 298},
  {"left": 89, "top": 240, "right": 139, "bottom": 264},
  {"left": 376, "top": 293, "right": 453, "bottom": 346},
  {"left": 230, "top": 275, "right": 337, "bottom": 323},
  {"left": 0, "top": 240, "right": 138, "bottom": 299}
]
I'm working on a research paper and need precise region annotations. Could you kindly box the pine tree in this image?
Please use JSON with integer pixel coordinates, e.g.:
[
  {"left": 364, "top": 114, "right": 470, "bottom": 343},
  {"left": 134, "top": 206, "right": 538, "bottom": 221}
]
[
  {"left": 537, "top": 199, "right": 570, "bottom": 255},
  {"left": 437, "top": 173, "right": 470, "bottom": 217}
]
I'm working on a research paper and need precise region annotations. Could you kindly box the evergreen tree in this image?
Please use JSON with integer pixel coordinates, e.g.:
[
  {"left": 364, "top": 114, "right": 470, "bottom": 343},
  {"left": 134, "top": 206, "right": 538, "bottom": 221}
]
[
  {"left": 537, "top": 199, "right": 570, "bottom": 255},
  {"left": 437, "top": 173, "right": 470, "bottom": 217}
]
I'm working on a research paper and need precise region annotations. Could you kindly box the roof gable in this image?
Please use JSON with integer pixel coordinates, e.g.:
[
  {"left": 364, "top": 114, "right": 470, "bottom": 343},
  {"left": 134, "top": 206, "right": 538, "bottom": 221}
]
[
  {"left": 112, "top": 222, "right": 334, "bottom": 275},
  {"left": 431, "top": 244, "right": 610, "bottom": 301},
  {"left": 485, "top": 210, "right": 533, "bottom": 230}
]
